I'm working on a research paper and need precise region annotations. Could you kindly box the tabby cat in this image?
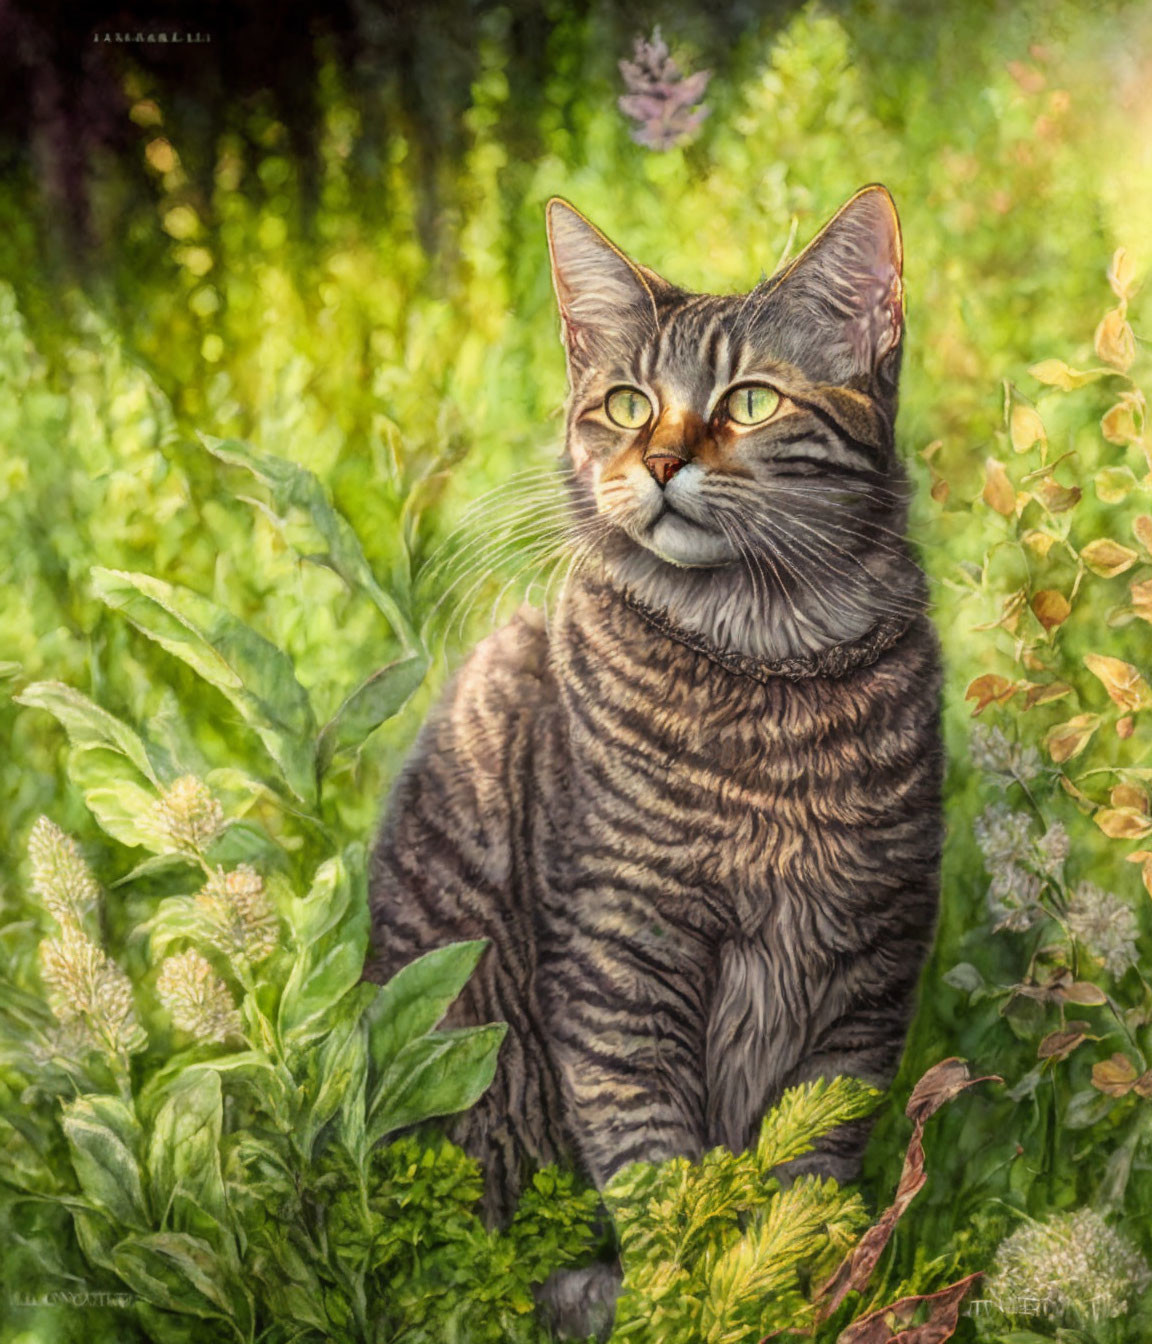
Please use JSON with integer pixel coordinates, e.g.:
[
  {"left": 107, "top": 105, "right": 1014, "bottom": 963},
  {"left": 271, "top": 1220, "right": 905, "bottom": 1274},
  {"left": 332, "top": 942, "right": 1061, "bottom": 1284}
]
[{"left": 366, "top": 184, "right": 943, "bottom": 1333}]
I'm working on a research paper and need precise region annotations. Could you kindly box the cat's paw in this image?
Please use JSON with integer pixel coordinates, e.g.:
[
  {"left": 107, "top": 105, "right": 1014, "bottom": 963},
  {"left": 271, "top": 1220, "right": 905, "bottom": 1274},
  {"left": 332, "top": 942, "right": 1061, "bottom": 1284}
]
[{"left": 535, "top": 1261, "right": 621, "bottom": 1341}]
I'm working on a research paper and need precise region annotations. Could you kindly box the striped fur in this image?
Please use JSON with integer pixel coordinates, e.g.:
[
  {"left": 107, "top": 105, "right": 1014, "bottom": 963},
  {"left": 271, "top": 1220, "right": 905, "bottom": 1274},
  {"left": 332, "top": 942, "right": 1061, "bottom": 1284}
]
[{"left": 366, "top": 187, "right": 943, "bottom": 1276}]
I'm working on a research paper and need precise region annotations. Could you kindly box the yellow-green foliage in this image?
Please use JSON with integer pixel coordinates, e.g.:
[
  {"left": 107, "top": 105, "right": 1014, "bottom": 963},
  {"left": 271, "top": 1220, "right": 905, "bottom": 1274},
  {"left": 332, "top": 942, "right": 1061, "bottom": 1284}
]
[
  {"left": 4, "top": 1, "right": 1152, "bottom": 1341},
  {"left": 603, "top": 1078, "right": 876, "bottom": 1342}
]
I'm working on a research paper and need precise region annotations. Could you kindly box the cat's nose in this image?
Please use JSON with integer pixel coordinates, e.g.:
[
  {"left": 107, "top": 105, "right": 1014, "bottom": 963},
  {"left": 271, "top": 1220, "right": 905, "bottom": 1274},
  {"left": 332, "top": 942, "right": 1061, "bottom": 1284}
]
[{"left": 644, "top": 453, "right": 686, "bottom": 486}]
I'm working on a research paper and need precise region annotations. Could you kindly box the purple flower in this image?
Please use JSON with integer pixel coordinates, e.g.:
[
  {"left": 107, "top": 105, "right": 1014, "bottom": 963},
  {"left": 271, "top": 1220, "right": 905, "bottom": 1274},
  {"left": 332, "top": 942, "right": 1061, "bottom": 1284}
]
[{"left": 619, "top": 27, "right": 711, "bottom": 152}]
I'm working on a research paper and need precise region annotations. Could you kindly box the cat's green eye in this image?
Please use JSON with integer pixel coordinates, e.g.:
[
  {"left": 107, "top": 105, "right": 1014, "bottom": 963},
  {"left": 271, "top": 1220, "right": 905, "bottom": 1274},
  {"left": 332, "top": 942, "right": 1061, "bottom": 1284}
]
[
  {"left": 726, "top": 385, "right": 781, "bottom": 426},
  {"left": 605, "top": 387, "right": 653, "bottom": 429}
]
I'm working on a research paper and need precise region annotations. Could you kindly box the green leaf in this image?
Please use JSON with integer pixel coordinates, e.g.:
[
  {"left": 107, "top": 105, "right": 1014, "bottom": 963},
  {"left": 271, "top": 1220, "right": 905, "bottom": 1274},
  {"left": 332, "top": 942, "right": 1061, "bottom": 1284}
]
[
  {"left": 16, "top": 680, "right": 161, "bottom": 785},
  {"left": 303, "top": 1004, "right": 369, "bottom": 1154},
  {"left": 367, "top": 1023, "right": 507, "bottom": 1144},
  {"left": 316, "top": 654, "right": 427, "bottom": 773},
  {"left": 148, "top": 1072, "right": 229, "bottom": 1238},
  {"left": 201, "top": 434, "right": 419, "bottom": 650},
  {"left": 66, "top": 745, "right": 169, "bottom": 850},
  {"left": 278, "top": 846, "right": 369, "bottom": 1043},
  {"left": 365, "top": 939, "right": 488, "bottom": 1076},
  {"left": 62, "top": 1094, "right": 148, "bottom": 1230},
  {"left": 112, "top": 1231, "right": 253, "bottom": 1337},
  {"left": 91, "top": 567, "right": 318, "bottom": 805}
]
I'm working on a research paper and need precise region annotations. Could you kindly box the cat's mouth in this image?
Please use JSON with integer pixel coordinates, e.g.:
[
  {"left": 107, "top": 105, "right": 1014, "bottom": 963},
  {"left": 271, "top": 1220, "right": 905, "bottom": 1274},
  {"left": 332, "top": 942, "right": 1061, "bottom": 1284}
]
[{"left": 641, "top": 500, "right": 736, "bottom": 568}]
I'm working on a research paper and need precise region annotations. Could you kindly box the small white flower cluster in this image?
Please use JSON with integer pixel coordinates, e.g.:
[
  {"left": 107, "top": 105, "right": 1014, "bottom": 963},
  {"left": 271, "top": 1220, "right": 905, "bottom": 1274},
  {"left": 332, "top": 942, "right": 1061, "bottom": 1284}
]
[
  {"left": 1064, "top": 881, "right": 1140, "bottom": 980},
  {"left": 29, "top": 818, "right": 148, "bottom": 1060},
  {"left": 984, "top": 1207, "right": 1150, "bottom": 1322},
  {"left": 972, "top": 803, "right": 1063, "bottom": 932},
  {"left": 195, "top": 864, "right": 279, "bottom": 965},
  {"left": 970, "top": 724, "right": 1042, "bottom": 785},
  {"left": 152, "top": 775, "right": 225, "bottom": 854},
  {"left": 156, "top": 949, "right": 242, "bottom": 1044}
]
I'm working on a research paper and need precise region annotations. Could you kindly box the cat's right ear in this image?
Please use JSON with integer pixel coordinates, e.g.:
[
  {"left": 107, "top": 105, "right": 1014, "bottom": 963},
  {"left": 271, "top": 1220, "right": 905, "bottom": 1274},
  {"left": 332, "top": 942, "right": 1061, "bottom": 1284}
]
[{"left": 546, "top": 200, "right": 668, "bottom": 367}]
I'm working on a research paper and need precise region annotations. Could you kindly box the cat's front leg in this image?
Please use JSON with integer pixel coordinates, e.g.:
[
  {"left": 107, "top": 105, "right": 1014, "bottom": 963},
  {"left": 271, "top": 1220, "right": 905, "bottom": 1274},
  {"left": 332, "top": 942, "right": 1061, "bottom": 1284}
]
[
  {"left": 706, "top": 932, "right": 925, "bottom": 1183},
  {"left": 769, "top": 966, "right": 922, "bottom": 1186},
  {"left": 539, "top": 911, "right": 712, "bottom": 1186}
]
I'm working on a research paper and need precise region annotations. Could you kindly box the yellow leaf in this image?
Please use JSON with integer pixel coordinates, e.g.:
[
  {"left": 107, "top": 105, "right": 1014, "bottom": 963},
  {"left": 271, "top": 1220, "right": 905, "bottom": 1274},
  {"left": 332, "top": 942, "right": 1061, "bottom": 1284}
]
[
  {"left": 1028, "top": 359, "right": 1106, "bottom": 390},
  {"left": 1130, "top": 578, "right": 1152, "bottom": 624},
  {"left": 1081, "top": 538, "right": 1139, "bottom": 578},
  {"left": 1092, "top": 1053, "right": 1137, "bottom": 1096},
  {"left": 1107, "top": 247, "right": 1139, "bottom": 303},
  {"left": 1133, "top": 516, "right": 1152, "bottom": 555},
  {"left": 1022, "top": 529, "right": 1056, "bottom": 558},
  {"left": 983, "top": 458, "right": 1016, "bottom": 516},
  {"left": 1084, "top": 652, "right": 1152, "bottom": 711},
  {"left": 1095, "top": 807, "right": 1152, "bottom": 839},
  {"left": 1030, "top": 589, "right": 1070, "bottom": 631},
  {"left": 1009, "top": 405, "right": 1046, "bottom": 453},
  {"left": 964, "top": 674, "right": 1020, "bottom": 715},
  {"left": 1101, "top": 401, "right": 1139, "bottom": 445},
  {"left": 1094, "top": 466, "right": 1137, "bottom": 503},
  {"left": 1095, "top": 308, "right": 1136, "bottom": 371},
  {"left": 930, "top": 472, "right": 950, "bottom": 505},
  {"left": 1045, "top": 713, "right": 1101, "bottom": 763},
  {"left": 1118, "top": 715, "right": 1136, "bottom": 739},
  {"left": 1110, "top": 784, "right": 1149, "bottom": 813}
]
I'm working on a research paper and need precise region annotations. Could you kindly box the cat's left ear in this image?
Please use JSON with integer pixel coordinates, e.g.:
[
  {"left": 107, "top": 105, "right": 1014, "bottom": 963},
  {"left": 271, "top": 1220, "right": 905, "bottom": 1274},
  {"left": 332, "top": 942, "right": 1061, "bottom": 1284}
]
[
  {"left": 772, "top": 184, "right": 904, "bottom": 387},
  {"left": 546, "top": 199, "right": 673, "bottom": 367}
]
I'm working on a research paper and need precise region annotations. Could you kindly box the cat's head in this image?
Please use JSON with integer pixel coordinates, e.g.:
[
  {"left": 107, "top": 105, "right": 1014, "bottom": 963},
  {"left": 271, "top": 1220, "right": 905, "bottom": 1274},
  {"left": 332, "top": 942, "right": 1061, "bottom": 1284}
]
[{"left": 546, "top": 187, "right": 920, "bottom": 658}]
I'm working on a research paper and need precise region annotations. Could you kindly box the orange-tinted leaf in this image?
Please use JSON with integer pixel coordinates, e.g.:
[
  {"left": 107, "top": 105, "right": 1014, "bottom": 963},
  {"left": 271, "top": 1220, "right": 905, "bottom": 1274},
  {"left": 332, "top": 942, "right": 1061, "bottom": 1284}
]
[
  {"left": 1130, "top": 578, "right": 1152, "bottom": 625},
  {"left": 1031, "top": 589, "right": 1070, "bottom": 631},
  {"left": 1084, "top": 652, "right": 1152, "bottom": 710},
  {"left": 983, "top": 457, "right": 1016, "bottom": 515},
  {"left": 1009, "top": 404, "right": 1046, "bottom": 453},
  {"left": 1118, "top": 715, "right": 1135, "bottom": 739},
  {"left": 1045, "top": 713, "right": 1101, "bottom": 763},
  {"left": 1095, "top": 307, "right": 1136, "bottom": 371},
  {"left": 1133, "top": 516, "right": 1152, "bottom": 555},
  {"left": 1029, "top": 358, "right": 1107, "bottom": 390},
  {"left": 1037, "top": 478, "right": 1081, "bottom": 513},
  {"left": 964, "top": 674, "right": 1019, "bottom": 715},
  {"left": 835, "top": 1273, "right": 983, "bottom": 1344},
  {"left": 1134, "top": 1072, "right": 1152, "bottom": 1099},
  {"left": 1092, "top": 1052, "right": 1137, "bottom": 1096},
  {"left": 1021, "top": 680, "right": 1072, "bottom": 710},
  {"left": 1094, "top": 807, "right": 1152, "bottom": 840},
  {"left": 1081, "top": 538, "right": 1139, "bottom": 578},
  {"left": 1110, "top": 783, "right": 1149, "bottom": 813},
  {"left": 1108, "top": 247, "right": 1138, "bottom": 303},
  {"left": 816, "top": 1060, "right": 999, "bottom": 1323}
]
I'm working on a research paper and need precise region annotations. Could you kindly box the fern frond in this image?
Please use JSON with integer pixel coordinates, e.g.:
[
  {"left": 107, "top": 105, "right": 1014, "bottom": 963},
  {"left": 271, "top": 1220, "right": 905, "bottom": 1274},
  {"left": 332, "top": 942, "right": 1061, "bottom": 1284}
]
[
  {"left": 754, "top": 1075, "right": 881, "bottom": 1173},
  {"left": 702, "top": 1175, "right": 865, "bottom": 1342}
]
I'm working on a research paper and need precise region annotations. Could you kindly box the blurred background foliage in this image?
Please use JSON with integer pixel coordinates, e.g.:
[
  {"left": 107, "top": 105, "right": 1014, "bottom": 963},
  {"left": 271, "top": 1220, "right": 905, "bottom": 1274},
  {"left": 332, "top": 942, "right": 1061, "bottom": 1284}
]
[{"left": 3, "top": 0, "right": 1152, "bottom": 1338}]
